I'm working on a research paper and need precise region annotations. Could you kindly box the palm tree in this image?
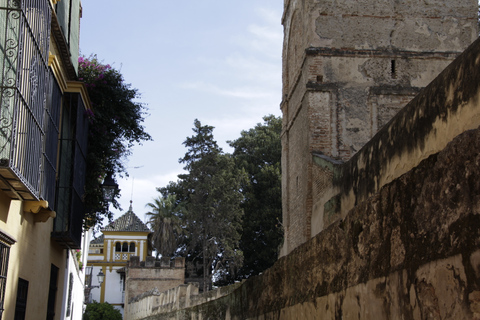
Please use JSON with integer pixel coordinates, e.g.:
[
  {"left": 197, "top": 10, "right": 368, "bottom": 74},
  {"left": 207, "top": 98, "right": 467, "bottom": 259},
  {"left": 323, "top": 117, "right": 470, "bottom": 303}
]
[{"left": 146, "top": 194, "right": 183, "bottom": 258}]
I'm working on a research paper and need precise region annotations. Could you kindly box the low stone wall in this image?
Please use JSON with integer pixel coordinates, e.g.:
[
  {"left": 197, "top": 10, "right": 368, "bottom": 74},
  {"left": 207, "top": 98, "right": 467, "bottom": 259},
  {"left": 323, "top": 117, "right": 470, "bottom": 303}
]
[
  {"left": 126, "top": 282, "right": 243, "bottom": 319},
  {"left": 125, "top": 257, "right": 186, "bottom": 317}
]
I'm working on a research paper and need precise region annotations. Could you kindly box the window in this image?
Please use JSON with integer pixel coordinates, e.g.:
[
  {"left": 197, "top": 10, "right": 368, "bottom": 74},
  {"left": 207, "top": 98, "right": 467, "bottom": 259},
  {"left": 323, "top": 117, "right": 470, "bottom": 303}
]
[
  {"left": 129, "top": 242, "right": 135, "bottom": 253},
  {"left": 122, "top": 242, "right": 128, "bottom": 252},
  {"left": 14, "top": 278, "right": 28, "bottom": 320},
  {"left": 0, "top": 0, "right": 52, "bottom": 199},
  {"left": 391, "top": 60, "right": 397, "bottom": 79},
  {"left": 46, "top": 264, "right": 59, "bottom": 320},
  {"left": 41, "top": 71, "right": 62, "bottom": 207},
  {"left": 0, "top": 230, "right": 15, "bottom": 320},
  {"left": 115, "top": 242, "right": 121, "bottom": 252},
  {"left": 52, "top": 92, "right": 89, "bottom": 249},
  {"left": 66, "top": 273, "right": 73, "bottom": 317}
]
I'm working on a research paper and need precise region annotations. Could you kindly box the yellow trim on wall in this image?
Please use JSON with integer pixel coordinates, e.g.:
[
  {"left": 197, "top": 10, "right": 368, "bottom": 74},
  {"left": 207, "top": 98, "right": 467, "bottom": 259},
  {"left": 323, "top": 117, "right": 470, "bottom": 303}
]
[
  {"left": 87, "top": 262, "right": 128, "bottom": 267},
  {"left": 48, "top": 53, "right": 68, "bottom": 92},
  {"left": 100, "top": 266, "right": 106, "bottom": 303},
  {"left": 65, "top": 81, "right": 92, "bottom": 111},
  {"left": 103, "top": 231, "right": 150, "bottom": 237},
  {"left": 22, "top": 200, "right": 56, "bottom": 223},
  {"left": 143, "top": 242, "right": 148, "bottom": 261}
]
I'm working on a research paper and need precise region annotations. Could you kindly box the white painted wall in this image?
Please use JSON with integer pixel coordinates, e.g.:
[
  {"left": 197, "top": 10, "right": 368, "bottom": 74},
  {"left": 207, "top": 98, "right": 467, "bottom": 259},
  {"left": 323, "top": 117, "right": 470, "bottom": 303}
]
[
  {"left": 89, "top": 265, "right": 125, "bottom": 316},
  {"left": 105, "top": 267, "right": 124, "bottom": 304},
  {"left": 60, "top": 230, "right": 91, "bottom": 320}
]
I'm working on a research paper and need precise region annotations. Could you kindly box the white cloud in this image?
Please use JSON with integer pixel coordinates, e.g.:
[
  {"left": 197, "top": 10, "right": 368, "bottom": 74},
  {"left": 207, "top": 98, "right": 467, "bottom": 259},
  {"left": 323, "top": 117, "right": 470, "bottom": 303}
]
[
  {"left": 112, "top": 170, "right": 184, "bottom": 222},
  {"left": 181, "top": 81, "right": 275, "bottom": 100}
]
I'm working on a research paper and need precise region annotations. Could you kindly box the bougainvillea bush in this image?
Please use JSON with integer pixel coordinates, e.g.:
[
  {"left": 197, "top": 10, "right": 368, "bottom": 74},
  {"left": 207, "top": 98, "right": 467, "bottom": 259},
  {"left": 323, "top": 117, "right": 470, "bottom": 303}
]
[{"left": 79, "top": 55, "right": 151, "bottom": 227}]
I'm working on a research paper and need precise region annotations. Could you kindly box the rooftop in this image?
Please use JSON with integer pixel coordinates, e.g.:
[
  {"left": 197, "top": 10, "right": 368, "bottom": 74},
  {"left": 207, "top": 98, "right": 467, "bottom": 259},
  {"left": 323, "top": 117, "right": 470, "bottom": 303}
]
[{"left": 102, "top": 201, "right": 151, "bottom": 233}]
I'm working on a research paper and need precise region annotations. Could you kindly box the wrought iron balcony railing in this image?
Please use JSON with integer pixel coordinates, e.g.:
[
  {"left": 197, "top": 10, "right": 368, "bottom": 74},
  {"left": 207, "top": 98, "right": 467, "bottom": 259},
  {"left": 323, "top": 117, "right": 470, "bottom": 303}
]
[
  {"left": 1, "top": 1, "right": 90, "bottom": 249},
  {"left": 0, "top": 0, "right": 52, "bottom": 201}
]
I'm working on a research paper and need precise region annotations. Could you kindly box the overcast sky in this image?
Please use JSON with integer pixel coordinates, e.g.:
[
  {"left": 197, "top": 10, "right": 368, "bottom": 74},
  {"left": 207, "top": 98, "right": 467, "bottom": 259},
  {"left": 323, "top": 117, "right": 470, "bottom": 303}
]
[{"left": 79, "top": 1, "right": 284, "bottom": 223}]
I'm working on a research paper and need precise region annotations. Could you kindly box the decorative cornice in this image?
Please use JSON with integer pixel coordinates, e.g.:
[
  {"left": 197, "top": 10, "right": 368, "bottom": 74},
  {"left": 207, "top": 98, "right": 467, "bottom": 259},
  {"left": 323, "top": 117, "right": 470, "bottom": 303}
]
[
  {"left": 305, "top": 46, "right": 460, "bottom": 59},
  {"left": 50, "top": 9, "right": 77, "bottom": 80},
  {"left": 65, "top": 81, "right": 93, "bottom": 111},
  {"left": 23, "top": 200, "right": 56, "bottom": 223}
]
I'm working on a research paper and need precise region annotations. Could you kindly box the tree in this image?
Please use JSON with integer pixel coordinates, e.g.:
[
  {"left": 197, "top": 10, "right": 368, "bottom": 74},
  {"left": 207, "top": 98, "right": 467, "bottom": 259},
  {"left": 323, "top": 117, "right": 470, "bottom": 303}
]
[
  {"left": 83, "top": 302, "right": 122, "bottom": 320},
  {"left": 165, "top": 119, "right": 246, "bottom": 291},
  {"left": 228, "top": 115, "right": 283, "bottom": 280},
  {"left": 146, "top": 194, "right": 183, "bottom": 258},
  {"left": 78, "top": 55, "right": 151, "bottom": 227}
]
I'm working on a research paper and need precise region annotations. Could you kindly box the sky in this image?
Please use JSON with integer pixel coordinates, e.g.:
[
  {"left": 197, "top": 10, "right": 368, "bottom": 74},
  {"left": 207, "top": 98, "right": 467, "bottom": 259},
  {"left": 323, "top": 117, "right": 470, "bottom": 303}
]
[{"left": 79, "top": 1, "right": 284, "bottom": 223}]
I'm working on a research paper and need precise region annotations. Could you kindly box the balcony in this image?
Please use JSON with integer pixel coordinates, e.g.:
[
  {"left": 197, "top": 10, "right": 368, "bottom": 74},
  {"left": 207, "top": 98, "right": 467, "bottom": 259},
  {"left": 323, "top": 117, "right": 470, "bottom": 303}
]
[
  {"left": 0, "top": 0, "right": 53, "bottom": 202},
  {"left": 1, "top": 2, "right": 91, "bottom": 247},
  {"left": 51, "top": 90, "right": 89, "bottom": 249},
  {"left": 114, "top": 252, "right": 135, "bottom": 262}
]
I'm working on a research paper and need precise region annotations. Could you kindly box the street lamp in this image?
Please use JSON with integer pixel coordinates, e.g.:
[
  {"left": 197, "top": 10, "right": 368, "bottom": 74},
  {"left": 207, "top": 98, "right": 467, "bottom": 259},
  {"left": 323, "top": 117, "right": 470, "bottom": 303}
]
[
  {"left": 97, "top": 270, "right": 105, "bottom": 286},
  {"left": 85, "top": 269, "right": 106, "bottom": 304},
  {"left": 102, "top": 172, "right": 118, "bottom": 203},
  {"left": 89, "top": 270, "right": 105, "bottom": 289}
]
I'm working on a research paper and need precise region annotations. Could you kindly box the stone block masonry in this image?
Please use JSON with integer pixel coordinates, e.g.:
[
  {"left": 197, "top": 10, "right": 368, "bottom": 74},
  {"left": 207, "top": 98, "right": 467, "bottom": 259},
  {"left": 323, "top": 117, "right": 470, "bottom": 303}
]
[
  {"left": 280, "top": 0, "right": 478, "bottom": 255},
  {"left": 124, "top": 257, "right": 185, "bottom": 317}
]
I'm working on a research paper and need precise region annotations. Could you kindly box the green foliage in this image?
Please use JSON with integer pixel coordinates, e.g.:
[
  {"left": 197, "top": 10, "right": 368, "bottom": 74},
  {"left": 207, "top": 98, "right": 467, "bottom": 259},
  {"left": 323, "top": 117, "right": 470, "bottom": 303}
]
[
  {"left": 228, "top": 115, "right": 283, "bottom": 280},
  {"left": 78, "top": 55, "right": 151, "bottom": 227},
  {"left": 146, "top": 194, "right": 184, "bottom": 258},
  {"left": 156, "top": 116, "right": 282, "bottom": 287},
  {"left": 83, "top": 302, "right": 122, "bottom": 320},
  {"left": 160, "top": 119, "right": 246, "bottom": 291}
]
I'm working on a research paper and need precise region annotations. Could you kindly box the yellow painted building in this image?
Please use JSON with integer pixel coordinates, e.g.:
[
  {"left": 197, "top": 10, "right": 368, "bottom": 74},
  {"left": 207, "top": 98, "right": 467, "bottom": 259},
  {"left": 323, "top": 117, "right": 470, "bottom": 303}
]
[
  {"left": 0, "top": 1, "right": 92, "bottom": 319},
  {"left": 86, "top": 203, "right": 151, "bottom": 316}
]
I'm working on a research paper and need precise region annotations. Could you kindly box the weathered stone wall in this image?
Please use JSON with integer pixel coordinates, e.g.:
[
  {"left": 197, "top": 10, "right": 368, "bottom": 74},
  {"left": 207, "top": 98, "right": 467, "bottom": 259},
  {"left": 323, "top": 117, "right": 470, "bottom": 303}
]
[
  {"left": 127, "top": 283, "right": 245, "bottom": 320},
  {"left": 125, "top": 257, "right": 185, "bottom": 317},
  {"left": 131, "top": 121, "right": 480, "bottom": 320},
  {"left": 281, "top": 0, "right": 478, "bottom": 255},
  {"left": 310, "top": 36, "right": 480, "bottom": 240},
  {"left": 129, "top": 37, "right": 480, "bottom": 320}
]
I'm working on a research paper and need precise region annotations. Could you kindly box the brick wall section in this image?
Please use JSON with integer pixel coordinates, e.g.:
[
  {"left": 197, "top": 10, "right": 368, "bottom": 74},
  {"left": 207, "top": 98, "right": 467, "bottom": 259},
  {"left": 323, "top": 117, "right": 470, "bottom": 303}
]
[
  {"left": 125, "top": 257, "right": 185, "bottom": 316},
  {"left": 280, "top": 0, "right": 477, "bottom": 255}
]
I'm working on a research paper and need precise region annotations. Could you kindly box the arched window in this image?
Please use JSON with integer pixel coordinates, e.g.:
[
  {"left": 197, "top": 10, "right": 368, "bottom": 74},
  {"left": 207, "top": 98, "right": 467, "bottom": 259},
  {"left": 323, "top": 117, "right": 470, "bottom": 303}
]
[
  {"left": 122, "top": 242, "right": 128, "bottom": 252},
  {"left": 129, "top": 242, "right": 135, "bottom": 253},
  {"left": 115, "top": 242, "right": 121, "bottom": 252}
]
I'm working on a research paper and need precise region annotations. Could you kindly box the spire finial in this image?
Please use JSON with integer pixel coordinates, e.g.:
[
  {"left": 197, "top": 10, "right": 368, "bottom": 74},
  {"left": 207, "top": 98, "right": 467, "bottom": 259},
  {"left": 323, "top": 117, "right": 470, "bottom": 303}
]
[{"left": 129, "top": 200, "right": 133, "bottom": 212}]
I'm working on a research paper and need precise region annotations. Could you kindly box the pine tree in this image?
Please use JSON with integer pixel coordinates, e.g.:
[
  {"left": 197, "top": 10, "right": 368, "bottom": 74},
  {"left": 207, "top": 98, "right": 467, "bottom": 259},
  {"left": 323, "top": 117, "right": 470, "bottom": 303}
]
[{"left": 177, "top": 119, "right": 245, "bottom": 291}]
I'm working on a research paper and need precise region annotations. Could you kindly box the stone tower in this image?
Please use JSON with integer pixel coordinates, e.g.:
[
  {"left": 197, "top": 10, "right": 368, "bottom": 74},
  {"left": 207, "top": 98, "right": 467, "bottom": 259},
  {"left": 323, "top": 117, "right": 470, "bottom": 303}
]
[{"left": 280, "top": 0, "right": 478, "bottom": 256}]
